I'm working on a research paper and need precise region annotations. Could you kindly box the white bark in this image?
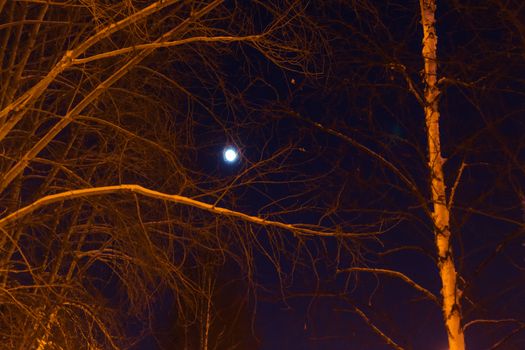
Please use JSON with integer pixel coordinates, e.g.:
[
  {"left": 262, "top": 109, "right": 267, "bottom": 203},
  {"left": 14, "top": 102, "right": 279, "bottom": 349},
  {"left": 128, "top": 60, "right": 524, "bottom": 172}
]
[{"left": 419, "top": 1, "right": 465, "bottom": 349}]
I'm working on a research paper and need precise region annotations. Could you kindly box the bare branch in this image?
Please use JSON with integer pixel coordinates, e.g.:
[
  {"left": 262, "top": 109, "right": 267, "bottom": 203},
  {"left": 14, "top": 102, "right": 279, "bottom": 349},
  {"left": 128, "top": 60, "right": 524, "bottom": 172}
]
[
  {"left": 0, "top": 0, "right": 181, "bottom": 133},
  {"left": 337, "top": 267, "right": 439, "bottom": 303},
  {"left": 287, "top": 111, "right": 425, "bottom": 207},
  {"left": 0, "top": 1, "right": 223, "bottom": 193},
  {"left": 388, "top": 63, "right": 425, "bottom": 106},
  {"left": 464, "top": 318, "right": 525, "bottom": 331},
  {"left": 73, "top": 35, "right": 262, "bottom": 65},
  {"left": 448, "top": 160, "right": 467, "bottom": 209},
  {"left": 351, "top": 305, "right": 405, "bottom": 350},
  {"left": 0, "top": 184, "right": 359, "bottom": 237}
]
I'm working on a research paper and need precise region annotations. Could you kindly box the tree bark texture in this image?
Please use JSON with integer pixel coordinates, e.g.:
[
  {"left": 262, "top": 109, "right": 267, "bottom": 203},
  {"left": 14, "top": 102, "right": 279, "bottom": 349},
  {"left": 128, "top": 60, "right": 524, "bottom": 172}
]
[{"left": 419, "top": 1, "right": 465, "bottom": 349}]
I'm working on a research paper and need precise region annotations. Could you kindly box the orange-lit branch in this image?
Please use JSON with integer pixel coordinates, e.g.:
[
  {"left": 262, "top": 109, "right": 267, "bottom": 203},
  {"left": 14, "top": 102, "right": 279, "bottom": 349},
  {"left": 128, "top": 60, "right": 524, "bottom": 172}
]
[
  {"left": 351, "top": 305, "right": 405, "bottom": 350},
  {"left": 0, "top": 1, "right": 223, "bottom": 194},
  {"left": 0, "top": 184, "right": 356, "bottom": 237},
  {"left": 72, "top": 35, "right": 262, "bottom": 65},
  {"left": 0, "top": 0, "right": 180, "bottom": 135},
  {"left": 337, "top": 267, "right": 439, "bottom": 303}
]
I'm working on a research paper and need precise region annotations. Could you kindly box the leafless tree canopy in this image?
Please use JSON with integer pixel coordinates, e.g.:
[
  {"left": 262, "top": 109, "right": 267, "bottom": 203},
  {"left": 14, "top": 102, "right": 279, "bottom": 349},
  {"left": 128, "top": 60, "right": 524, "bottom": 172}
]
[
  {"left": 1, "top": 1, "right": 524, "bottom": 349},
  {"left": 0, "top": 1, "right": 334, "bottom": 348}
]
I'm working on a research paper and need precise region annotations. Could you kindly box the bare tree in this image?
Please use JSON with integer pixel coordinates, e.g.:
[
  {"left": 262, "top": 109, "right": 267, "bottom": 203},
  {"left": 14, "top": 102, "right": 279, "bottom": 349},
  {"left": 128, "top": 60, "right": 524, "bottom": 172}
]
[
  {"left": 275, "top": 1, "right": 525, "bottom": 349},
  {"left": 2, "top": 1, "right": 524, "bottom": 349},
  {"left": 0, "top": 1, "right": 338, "bottom": 349}
]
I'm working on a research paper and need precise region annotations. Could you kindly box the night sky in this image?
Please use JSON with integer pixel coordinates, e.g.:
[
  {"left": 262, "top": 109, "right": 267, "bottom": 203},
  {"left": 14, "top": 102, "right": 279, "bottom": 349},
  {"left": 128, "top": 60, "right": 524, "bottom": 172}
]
[{"left": 0, "top": 1, "right": 524, "bottom": 350}]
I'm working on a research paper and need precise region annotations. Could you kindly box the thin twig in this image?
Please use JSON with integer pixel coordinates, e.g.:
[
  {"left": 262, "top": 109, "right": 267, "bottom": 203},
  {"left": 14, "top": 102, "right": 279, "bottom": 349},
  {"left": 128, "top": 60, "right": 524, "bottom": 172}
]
[
  {"left": 352, "top": 305, "right": 405, "bottom": 350},
  {"left": 448, "top": 160, "right": 466, "bottom": 209},
  {"left": 388, "top": 63, "right": 425, "bottom": 106},
  {"left": 337, "top": 267, "right": 439, "bottom": 303}
]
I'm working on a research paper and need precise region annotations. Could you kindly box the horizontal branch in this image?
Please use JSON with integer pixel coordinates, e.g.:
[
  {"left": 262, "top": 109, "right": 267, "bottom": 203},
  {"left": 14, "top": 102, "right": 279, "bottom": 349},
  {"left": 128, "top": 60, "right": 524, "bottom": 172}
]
[
  {"left": 0, "top": 184, "right": 359, "bottom": 237},
  {"left": 73, "top": 35, "right": 261, "bottom": 65},
  {"left": 337, "top": 267, "right": 439, "bottom": 303},
  {"left": 464, "top": 318, "right": 525, "bottom": 331}
]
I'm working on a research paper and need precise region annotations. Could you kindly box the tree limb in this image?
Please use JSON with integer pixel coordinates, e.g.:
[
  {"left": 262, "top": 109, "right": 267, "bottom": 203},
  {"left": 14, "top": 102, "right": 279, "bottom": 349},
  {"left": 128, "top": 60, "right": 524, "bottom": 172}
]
[
  {"left": 337, "top": 267, "right": 439, "bottom": 303},
  {"left": 0, "top": 184, "right": 361, "bottom": 237}
]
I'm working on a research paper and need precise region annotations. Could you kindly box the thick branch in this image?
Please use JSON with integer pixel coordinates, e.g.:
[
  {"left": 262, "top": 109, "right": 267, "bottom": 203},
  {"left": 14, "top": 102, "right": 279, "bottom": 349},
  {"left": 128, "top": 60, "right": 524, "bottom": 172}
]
[
  {"left": 0, "top": 184, "right": 357, "bottom": 237},
  {"left": 73, "top": 35, "right": 261, "bottom": 65}
]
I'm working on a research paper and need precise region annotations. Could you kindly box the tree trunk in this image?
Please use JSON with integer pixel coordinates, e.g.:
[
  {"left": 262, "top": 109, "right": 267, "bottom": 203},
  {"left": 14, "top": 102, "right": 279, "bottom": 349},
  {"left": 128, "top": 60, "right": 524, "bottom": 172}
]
[{"left": 419, "top": 1, "right": 466, "bottom": 349}]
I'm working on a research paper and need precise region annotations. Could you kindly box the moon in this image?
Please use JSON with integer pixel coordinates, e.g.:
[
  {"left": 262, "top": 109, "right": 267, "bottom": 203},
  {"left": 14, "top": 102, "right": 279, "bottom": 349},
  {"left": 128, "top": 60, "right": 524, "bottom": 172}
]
[{"left": 223, "top": 147, "right": 239, "bottom": 163}]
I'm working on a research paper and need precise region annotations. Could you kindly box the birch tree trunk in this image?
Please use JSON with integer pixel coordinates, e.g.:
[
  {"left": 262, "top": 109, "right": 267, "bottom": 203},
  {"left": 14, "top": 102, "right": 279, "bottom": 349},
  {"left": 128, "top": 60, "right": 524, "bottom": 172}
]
[{"left": 419, "top": 1, "right": 465, "bottom": 349}]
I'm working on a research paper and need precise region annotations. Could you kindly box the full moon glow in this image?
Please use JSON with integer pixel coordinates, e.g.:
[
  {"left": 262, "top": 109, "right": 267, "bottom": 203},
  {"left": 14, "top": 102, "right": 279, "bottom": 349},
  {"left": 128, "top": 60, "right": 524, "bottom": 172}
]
[{"left": 223, "top": 147, "right": 239, "bottom": 163}]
